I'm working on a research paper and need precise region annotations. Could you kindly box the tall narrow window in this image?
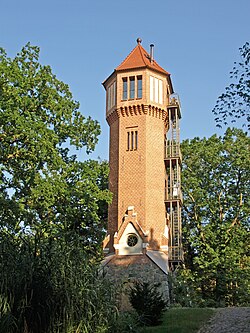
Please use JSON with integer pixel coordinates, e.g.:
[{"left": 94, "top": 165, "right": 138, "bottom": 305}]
[
  {"left": 135, "top": 131, "right": 138, "bottom": 150},
  {"left": 123, "top": 78, "right": 128, "bottom": 100},
  {"left": 112, "top": 81, "right": 116, "bottom": 106},
  {"left": 107, "top": 86, "right": 111, "bottom": 110},
  {"left": 131, "top": 131, "right": 134, "bottom": 150},
  {"left": 126, "top": 130, "right": 138, "bottom": 151},
  {"left": 159, "top": 79, "right": 163, "bottom": 104},
  {"left": 129, "top": 76, "right": 135, "bottom": 99},
  {"left": 107, "top": 81, "right": 116, "bottom": 110},
  {"left": 150, "top": 75, "right": 154, "bottom": 101},
  {"left": 137, "top": 76, "right": 142, "bottom": 98},
  {"left": 127, "top": 132, "right": 130, "bottom": 150},
  {"left": 150, "top": 76, "right": 163, "bottom": 104},
  {"left": 154, "top": 77, "right": 159, "bottom": 103},
  {"left": 110, "top": 84, "right": 114, "bottom": 108},
  {"left": 122, "top": 76, "right": 142, "bottom": 100}
]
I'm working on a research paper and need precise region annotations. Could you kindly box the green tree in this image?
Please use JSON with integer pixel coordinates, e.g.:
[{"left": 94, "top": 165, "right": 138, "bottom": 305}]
[
  {"left": 181, "top": 128, "right": 250, "bottom": 307},
  {"left": 212, "top": 42, "right": 250, "bottom": 130},
  {"left": 0, "top": 44, "right": 113, "bottom": 332},
  {"left": 0, "top": 43, "right": 111, "bottom": 251},
  {"left": 129, "top": 282, "right": 167, "bottom": 326}
]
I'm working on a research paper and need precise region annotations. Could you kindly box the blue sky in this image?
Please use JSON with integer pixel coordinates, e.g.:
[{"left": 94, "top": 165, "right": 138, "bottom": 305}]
[{"left": 1, "top": 0, "right": 249, "bottom": 160}]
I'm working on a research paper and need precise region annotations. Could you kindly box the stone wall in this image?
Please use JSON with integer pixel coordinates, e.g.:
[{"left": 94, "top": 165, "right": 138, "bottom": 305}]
[{"left": 102, "top": 254, "right": 169, "bottom": 310}]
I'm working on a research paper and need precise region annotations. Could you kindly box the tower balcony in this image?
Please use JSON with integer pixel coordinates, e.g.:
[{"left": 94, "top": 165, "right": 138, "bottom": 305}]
[
  {"left": 167, "top": 94, "right": 182, "bottom": 119},
  {"left": 165, "top": 186, "right": 183, "bottom": 203},
  {"left": 169, "top": 246, "right": 183, "bottom": 263},
  {"left": 164, "top": 142, "right": 182, "bottom": 161}
]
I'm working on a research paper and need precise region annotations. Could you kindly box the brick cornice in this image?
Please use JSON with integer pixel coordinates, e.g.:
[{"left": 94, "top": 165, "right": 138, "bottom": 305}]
[
  {"left": 106, "top": 108, "right": 120, "bottom": 125},
  {"left": 106, "top": 104, "right": 169, "bottom": 126}
]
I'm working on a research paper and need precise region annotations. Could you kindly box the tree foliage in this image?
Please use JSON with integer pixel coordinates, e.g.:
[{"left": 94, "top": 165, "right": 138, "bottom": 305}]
[
  {"left": 0, "top": 43, "right": 111, "bottom": 251},
  {"left": 212, "top": 42, "right": 250, "bottom": 129},
  {"left": 180, "top": 128, "right": 250, "bottom": 307},
  {"left": 0, "top": 44, "right": 113, "bottom": 332}
]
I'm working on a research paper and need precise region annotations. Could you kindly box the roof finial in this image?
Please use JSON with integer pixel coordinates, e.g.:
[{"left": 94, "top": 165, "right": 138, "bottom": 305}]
[{"left": 137, "top": 37, "right": 142, "bottom": 44}]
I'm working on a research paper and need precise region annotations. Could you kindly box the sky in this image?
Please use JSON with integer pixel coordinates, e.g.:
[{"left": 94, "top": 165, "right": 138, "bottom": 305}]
[{"left": 1, "top": 0, "right": 249, "bottom": 161}]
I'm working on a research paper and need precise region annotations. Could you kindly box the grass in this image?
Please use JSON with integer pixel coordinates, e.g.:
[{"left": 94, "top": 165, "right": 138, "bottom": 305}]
[{"left": 142, "top": 307, "right": 216, "bottom": 333}]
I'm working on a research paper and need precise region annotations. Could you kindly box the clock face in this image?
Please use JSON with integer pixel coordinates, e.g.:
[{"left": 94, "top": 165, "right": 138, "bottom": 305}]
[{"left": 127, "top": 234, "right": 138, "bottom": 247}]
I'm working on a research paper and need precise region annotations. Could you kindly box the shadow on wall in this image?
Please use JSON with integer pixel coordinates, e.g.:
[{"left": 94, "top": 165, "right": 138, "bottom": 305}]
[{"left": 150, "top": 227, "right": 160, "bottom": 250}]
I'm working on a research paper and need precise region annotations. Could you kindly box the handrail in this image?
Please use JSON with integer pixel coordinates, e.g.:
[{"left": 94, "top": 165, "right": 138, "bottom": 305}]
[
  {"left": 164, "top": 143, "right": 182, "bottom": 160},
  {"left": 165, "top": 187, "right": 183, "bottom": 202},
  {"left": 169, "top": 93, "right": 181, "bottom": 108},
  {"left": 169, "top": 246, "right": 183, "bottom": 261}
]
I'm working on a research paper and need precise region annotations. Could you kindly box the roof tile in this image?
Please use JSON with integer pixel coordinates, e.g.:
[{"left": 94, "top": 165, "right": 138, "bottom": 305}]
[{"left": 116, "top": 42, "right": 169, "bottom": 75}]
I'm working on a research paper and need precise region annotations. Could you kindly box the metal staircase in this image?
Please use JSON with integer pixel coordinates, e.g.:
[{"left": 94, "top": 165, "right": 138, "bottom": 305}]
[{"left": 164, "top": 95, "right": 183, "bottom": 268}]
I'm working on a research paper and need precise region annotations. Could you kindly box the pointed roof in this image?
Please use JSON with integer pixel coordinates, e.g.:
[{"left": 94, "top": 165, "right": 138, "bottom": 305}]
[
  {"left": 116, "top": 38, "right": 170, "bottom": 75},
  {"left": 102, "top": 39, "right": 172, "bottom": 88}
]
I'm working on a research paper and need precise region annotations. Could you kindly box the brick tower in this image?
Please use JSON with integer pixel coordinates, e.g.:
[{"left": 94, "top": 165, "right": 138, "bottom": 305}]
[{"left": 102, "top": 39, "right": 182, "bottom": 299}]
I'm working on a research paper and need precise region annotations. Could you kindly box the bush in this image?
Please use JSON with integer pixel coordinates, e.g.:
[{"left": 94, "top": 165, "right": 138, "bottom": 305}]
[
  {"left": 129, "top": 281, "right": 167, "bottom": 326},
  {"left": 108, "top": 311, "right": 140, "bottom": 333}
]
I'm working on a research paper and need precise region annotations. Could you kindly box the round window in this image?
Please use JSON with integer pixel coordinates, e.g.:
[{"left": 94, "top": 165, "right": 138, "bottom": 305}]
[{"left": 127, "top": 234, "right": 138, "bottom": 247}]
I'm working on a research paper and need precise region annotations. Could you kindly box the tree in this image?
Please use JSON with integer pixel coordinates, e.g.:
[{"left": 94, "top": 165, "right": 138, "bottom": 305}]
[
  {"left": 180, "top": 128, "right": 250, "bottom": 307},
  {"left": 212, "top": 42, "right": 250, "bottom": 130},
  {"left": 0, "top": 44, "right": 113, "bottom": 332},
  {"left": 129, "top": 282, "right": 167, "bottom": 326},
  {"left": 0, "top": 43, "right": 111, "bottom": 251}
]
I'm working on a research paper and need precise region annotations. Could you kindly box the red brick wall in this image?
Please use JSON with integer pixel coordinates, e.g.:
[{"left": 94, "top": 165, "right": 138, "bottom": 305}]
[{"left": 106, "top": 68, "right": 169, "bottom": 252}]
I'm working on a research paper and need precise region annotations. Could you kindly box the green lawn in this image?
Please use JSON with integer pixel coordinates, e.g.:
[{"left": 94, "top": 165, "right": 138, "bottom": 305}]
[{"left": 142, "top": 308, "right": 215, "bottom": 333}]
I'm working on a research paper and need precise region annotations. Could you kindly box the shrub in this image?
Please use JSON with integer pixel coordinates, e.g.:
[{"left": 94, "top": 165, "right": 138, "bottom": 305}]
[
  {"left": 108, "top": 311, "right": 140, "bottom": 333},
  {"left": 129, "top": 281, "right": 167, "bottom": 326}
]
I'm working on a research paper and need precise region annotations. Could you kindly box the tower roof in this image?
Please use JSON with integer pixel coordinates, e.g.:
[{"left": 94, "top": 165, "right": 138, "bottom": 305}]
[
  {"left": 116, "top": 38, "right": 170, "bottom": 75},
  {"left": 103, "top": 39, "right": 171, "bottom": 87}
]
